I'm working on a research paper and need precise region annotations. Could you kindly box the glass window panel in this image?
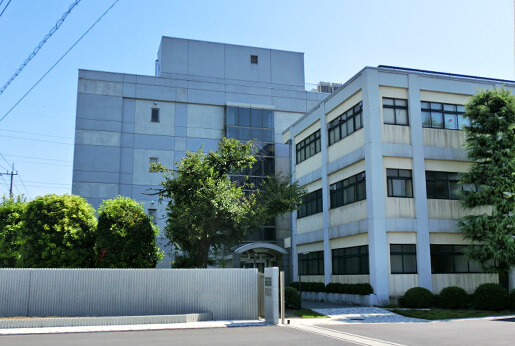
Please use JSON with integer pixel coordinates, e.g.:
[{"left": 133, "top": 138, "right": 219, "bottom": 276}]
[
  {"left": 395, "top": 99, "right": 407, "bottom": 107},
  {"left": 390, "top": 244, "right": 403, "bottom": 252},
  {"left": 454, "top": 254, "right": 469, "bottom": 273},
  {"left": 392, "top": 179, "right": 406, "bottom": 197},
  {"left": 435, "top": 181, "right": 449, "bottom": 199},
  {"left": 226, "top": 126, "right": 238, "bottom": 138},
  {"left": 403, "top": 244, "right": 416, "bottom": 252},
  {"left": 340, "top": 122, "right": 348, "bottom": 138},
  {"left": 226, "top": 107, "right": 238, "bottom": 125},
  {"left": 151, "top": 108, "right": 160, "bottom": 122},
  {"left": 355, "top": 113, "right": 362, "bottom": 129},
  {"left": 444, "top": 114, "right": 458, "bottom": 129},
  {"left": 396, "top": 109, "right": 409, "bottom": 125},
  {"left": 391, "top": 255, "right": 403, "bottom": 273},
  {"left": 432, "top": 254, "right": 453, "bottom": 273},
  {"left": 329, "top": 129, "right": 335, "bottom": 145},
  {"left": 468, "top": 259, "right": 482, "bottom": 273},
  {"left": 457, "top": 105, "right": 465, "bottom": 113},
  {"left": 251, "top": 108, "right": 263, "bottom": 127},
  {"left": 426, "top": 181, "right": 435, "bottom": 199},
  {"left": 357, "top": 181, "right": 366, "bottom": 200},
  {"left": 399, "top": 170, "right": 411, "bottom": 178},
  {"left": 387, "top": 169, "right": 398, "bottom": 177},
  {"left": 263, "top": 110, "right": 274, "bottom": 128},
  {"left": 421, "top": 101, "right": 430, "bottom": 109},
  {"left": 239, "top": 108, "right": 250, "bottom": 127},
  {"left": 444, "top": 104, "right": 457, "bottom": 112},
  {"left": 383, "top": 98, "right": 394, "bottom": 106},
  {"left": 431, "top": 103, "right": 443, "bottom": 110},
  {"left": 458, "top": 115, "right": 470, "bottom": 129},
  {"left": 347, "top": 118, "right": 355, "bottom": 134},
  {"left": 315, "top": 138, "right": 321, "bottom": 153},
  {"left": 383, "top": 108, "right": 396, "bottom": 124},
  {"left": 404, "top": 255, "right": 417, "bottom": 273},
  {"left": 405, "top": 180, "right": 413, "bottom": 197},
  {"left": 263, "top": 129, "right": 274, "bottom": 143},
  {"left": 422, "top": 111, "right": 432, "bottom": 127},
  {"left": 435, "top": 171, "right": 447, "bottom": 180},
  {"left": 431, "top": 112, "right": 443, "bottom": 128}
]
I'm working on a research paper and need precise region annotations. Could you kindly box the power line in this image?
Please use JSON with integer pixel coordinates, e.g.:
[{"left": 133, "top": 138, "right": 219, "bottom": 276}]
[
  {"left": 0, "top": 0, "right": 82, "bottom": 95},
  {"left": 23, "top": 180, "right": 70, "bottom": 186},
  {"left": 0, "top": 0, "right": 120, "bottom": 124},
  {"left": 5, "top": 154, "right": 71, "bottom": 163},
  {"left": 0, "top": 0, "right": 12, "bottom": 21},
  {"left": 0, "top": 128, "right": 73, "bottom": 140},
  {"left": 17, "top": 174, "right": 32, "bottom": 199},
  {"left": 0, "top": 134, "right": 73, "bottom": 145},
  {"left": 0, "top": 152, "right": 10, "bottom": 167}
]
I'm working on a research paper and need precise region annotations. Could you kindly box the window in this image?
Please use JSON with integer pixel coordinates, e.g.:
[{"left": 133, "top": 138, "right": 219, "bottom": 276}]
[
  {"left": 250, "top": 55, "right": 258, "bottom": 64},
  {"left": 421, "top": 102, "right": 468, "bottom": 130},
  {"left": 151, "top": 108, "right": 160, "bottom": 123},
  {"left": 425, "top": 171, "right": 479, "bottom": 200},
  {"left": 296, "top": 130, "right": 321, "bottom": 164},
  {"left": 148, "top": 209, "right": 157, "bottom": 224},
  {"left": 330, "top": 172, "right": 366, "bottom": 209},
  {"left": 431, "top": 245, "right": 483, "bottom": 273},
  {"left": 298, "top": 251, "right": 324, "bottom": 275},
  {"left": 390, "top": 244, "right": 417, "bottom": 274},
  {"left": 328, "top": 101, "right": 363, "bottom": 145},
  {"left": 387, "top": 169, "right": 413, "bottom": 197},
  {"left": 149, "top": 157, "right": 158, "bottom": 171},
  {"left": 298, "top": 189, "right": 323, "bottom": 218},
  {"left": 332, "top": 245, "right": 369, "bottom": 275},
  {"left": 383, "top": 98, "right": 409, "bottom": 125}
]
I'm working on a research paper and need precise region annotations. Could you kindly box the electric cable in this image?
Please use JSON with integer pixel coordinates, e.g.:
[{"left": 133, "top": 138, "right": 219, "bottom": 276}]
[
  {"left": 0, "top": 0, "right": 12, "bottom": 20},
  {"left": 0, "top": 0, "right": 82, "bottom": 95},
  {"left": 0, "top": 0, "right": 120, "bottom": 124}
]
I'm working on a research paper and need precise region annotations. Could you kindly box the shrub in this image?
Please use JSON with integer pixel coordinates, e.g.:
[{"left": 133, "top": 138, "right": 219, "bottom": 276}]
[
  {"left": 285, "top": 287, "right": 301, "bottom": 310},
  {"left": 325, "top": 283, "right": 342, "bottom": 293},
  {"left": 402, "top": 287, "right": 434, "bottom": 308},
  {"left": 312, "top": 282, "right": 326, "bottom": 292},
  {"left": 439, "top": 286, "right": 468, "bottom": 309},
  {"left": 355, "top": 283, "right": 374, "bottom": 295},
  {"left": 509, "top": 290, "right": 515, "bottom": 310},
  {"left": 472, "top": 283, "right": 509, "bottom": 311},
  {"left": 290, "top": 281, "right": 300, "bottom": 290}
]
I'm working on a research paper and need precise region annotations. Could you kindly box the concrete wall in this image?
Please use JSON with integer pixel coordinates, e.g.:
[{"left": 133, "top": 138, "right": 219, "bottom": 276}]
[{"left": 0, "top": 268, "right": 258, "bottom": 320}]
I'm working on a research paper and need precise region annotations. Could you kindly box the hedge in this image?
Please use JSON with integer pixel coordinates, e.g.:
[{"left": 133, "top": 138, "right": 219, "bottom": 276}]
[
  {"left": 402, "top": 287, "right": 434, "bottom": 308},
  {"left": 472, "top": 283, "right": 509, "bottom": 311}
]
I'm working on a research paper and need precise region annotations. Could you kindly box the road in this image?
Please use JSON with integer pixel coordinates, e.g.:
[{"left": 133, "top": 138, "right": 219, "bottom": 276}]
[{"left": 1, "top": 317, "right": 514, "bottom": 345}]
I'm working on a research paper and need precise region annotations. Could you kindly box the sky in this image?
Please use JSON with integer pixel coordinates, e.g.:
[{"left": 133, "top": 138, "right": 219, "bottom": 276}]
[{"left": 0, "top": 0, "right": 513, "bottom": 200}]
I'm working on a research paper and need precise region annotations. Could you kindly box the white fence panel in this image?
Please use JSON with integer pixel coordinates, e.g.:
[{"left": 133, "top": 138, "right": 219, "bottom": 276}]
[{"left": 0, "top": 268, "right": 258, "bottom": 320}]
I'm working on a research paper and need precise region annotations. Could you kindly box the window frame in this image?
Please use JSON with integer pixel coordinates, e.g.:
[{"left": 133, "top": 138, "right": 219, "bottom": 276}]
[
  {"left": 390, "top": 244, "right": 417, "bottom": 274},
  {"left": 386, "top": 169, "right": 413, "bottom": 198},
  {"left": 298, "top": 251, "right": 324, "bottom": 275},
  {"left": 430, "top": 245, "right": 484, "bottom": 274},
  {"left": 148, "top": 208, "right": 157, "bottom": 224},
  {"left": 151, "top": 108, "right": 160, "bottom": 123},
  {"left": 332, "top": 245, "right": 369, "bottom": 275},
  {"left": 330, "top": 171, "right": 366, "bottom": 209},
  {"left": 298, "top": 189, "right": 323, "bottom": 219},
  {"left": 328, "top": 101, "right": 363, "bottom": 146},
  {"left": 383, "top": 98, "right": 409, "bottom": 126},
  {"left": 149, "top": 157, "right": 159, "bottom": 172},
  {"left": 421, "top": 101, "right": 467, "bottom": 130},
  {"left": 296, "top": 129, "right": 321, "bottom": 164}
]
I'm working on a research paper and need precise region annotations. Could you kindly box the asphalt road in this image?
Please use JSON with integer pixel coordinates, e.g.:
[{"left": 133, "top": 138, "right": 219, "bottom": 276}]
[{"left": 1, "top": 317, "right": 514, "bottom": 345}]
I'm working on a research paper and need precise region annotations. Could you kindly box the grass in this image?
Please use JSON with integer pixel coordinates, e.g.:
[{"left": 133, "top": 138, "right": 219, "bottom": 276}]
[
  {"left": 293, "top": 308, "right": 329, "bottom": 318},
  {"left": 391, "top": 308, "right": 515, "bottom": 320}
]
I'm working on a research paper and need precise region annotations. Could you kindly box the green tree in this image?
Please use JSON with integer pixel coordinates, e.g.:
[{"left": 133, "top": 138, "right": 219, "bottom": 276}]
[
  {"left": 152, "top": 137, "right": 305, "bottom": 268},
  {"left": 0, "top": 195, "right": 26, "bottom": 267},
  {"left": 95, "top": 196, "right": 163, "bottom": 268},
  {"left": 19, "top": 194, "right": 97, "bottom": 268},
  {"left": 459, "top": 89, "right": 515, "bottom": 289}
]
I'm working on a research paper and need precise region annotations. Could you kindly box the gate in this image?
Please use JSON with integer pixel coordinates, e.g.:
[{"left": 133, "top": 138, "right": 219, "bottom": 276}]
[{"left": 257, "top": 272, "right": 264, "bottom": 318}]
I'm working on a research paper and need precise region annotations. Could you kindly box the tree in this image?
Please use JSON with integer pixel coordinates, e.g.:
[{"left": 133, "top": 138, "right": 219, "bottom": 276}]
[
  {"left": 95, "top": 196, "right": 163, "bottom": 268},
  {"left": 0, "top": 195, "right": 26, "bottom": 267},
  {"left": 19, "top": 194, "right": 97, "bottom": 268},
  {"left": 152, "top": 137, "right": 305, "bottom": 268},
  {"left": 459, "top": 89, "right": 515, "bottom": 289}
]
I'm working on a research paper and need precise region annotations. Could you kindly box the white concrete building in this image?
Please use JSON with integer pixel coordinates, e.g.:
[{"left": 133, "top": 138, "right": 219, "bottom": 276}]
[{"left": 283, "top": 66, "right": 514, "bottom": 302}]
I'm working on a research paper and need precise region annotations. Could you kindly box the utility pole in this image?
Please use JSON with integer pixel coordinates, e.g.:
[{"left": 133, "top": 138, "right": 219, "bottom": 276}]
[{"left": 0, "top": 163, "right": 18, "bottom": 199}]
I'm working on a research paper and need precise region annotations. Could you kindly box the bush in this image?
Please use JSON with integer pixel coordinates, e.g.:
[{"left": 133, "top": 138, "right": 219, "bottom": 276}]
[
  {"left": 324, "top": 283, "right": 373, "bottom": 295},
  {"left": 509, "top": 291, "right": 515, "bottom": 310},
  {"left": 403, "top": 287, "right": 434, "bottom": 308},
  {"left": 312, "top": 282, "right": 326, "bottom": 292},
  {"left": 354, "top": 283, "right": 374, "bottom": 295},
  {"left": 472, "top": 283, "right": 509, "bottom": 311},
  {"left": 438, "top": 286, "right": 468, "bottom": 309},
  {"left": 290, "top": 281, "right": 300, "bottom": 290},
  {"left": 325, "top": 283, "right": 342, "bottom": 293},
  {"left": 285, "top": 287, "right": 301, "bottom": 310}
]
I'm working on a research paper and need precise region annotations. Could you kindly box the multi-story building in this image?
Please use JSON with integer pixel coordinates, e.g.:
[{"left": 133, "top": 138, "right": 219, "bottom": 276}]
[
  {"left": 283, "top": 66, "right": 514, "bottom": 303},
  {"left": 72, "top": 37, "right": 327, "bottom": 268}
]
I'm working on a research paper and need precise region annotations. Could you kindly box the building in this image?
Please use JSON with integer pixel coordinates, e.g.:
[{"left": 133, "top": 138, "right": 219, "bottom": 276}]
[
  {"left": 283, "top": 65, "right": 515, "bottom": 303},
  {"left": 72, "top": 37, "right": 328, "bottom": 269}
]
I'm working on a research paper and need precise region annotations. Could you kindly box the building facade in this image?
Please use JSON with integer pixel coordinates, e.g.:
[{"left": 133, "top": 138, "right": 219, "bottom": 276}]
[
  {"left": 72, "top": 37, "right": 327, "bottom": 268},
  {"left": 283, "top": 66, "right": 514, "bottom": 302}
]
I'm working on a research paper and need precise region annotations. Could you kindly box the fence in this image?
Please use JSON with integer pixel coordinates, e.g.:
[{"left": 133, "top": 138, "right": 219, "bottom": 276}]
[{"left": 0, "top": 268, "right": 258, "bottom": 320}]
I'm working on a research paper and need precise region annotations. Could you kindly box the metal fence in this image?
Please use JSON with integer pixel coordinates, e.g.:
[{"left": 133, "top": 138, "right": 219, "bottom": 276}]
[{"left": 0, "top": 268, "right": 258, "bottom": 320}]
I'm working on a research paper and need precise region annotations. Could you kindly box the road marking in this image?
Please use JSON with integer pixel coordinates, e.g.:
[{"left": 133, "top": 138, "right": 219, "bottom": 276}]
[{"left": 288, "top": 324, "right": 406, "bottom": 346}]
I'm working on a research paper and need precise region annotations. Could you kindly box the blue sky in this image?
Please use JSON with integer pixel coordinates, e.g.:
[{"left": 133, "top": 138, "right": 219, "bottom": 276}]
[{"left": 0, "top": 0, "right": 513, "bottom": 199}]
